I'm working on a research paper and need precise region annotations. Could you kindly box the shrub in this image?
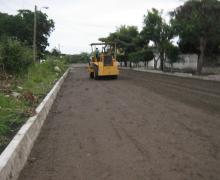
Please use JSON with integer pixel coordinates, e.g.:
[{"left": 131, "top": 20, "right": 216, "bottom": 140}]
[
  {"left": 0, "top": 37, "right": 33, "bottom": 74},
  {"left": 165, "top": 44, "right": 180, "bottom": 64}
]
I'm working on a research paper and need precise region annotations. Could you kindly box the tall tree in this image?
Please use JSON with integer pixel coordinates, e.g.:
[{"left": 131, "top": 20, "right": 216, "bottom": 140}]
[
  {"left": 171, "top": 0, "right": 220, "bottom": 74},
  {"left": 17, "top": 10, "right": 55, "bottom": 57},
  {"left": 141, "top": 8, "right": 174, "bottom": 71}
]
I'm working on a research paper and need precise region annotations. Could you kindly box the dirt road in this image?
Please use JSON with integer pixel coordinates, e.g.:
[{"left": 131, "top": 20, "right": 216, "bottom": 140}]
[{"left": 18, "top": 68, "right": 220, "bottom": 180}]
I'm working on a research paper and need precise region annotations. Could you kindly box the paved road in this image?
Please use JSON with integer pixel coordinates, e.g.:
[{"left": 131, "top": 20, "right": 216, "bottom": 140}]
[{"left": 18, "top": 68, "right": 220, "bottom": 180}]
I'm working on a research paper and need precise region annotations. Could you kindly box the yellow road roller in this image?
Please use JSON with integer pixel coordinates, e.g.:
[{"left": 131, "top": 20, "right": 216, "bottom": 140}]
[{"left": 88, "top": 43, "right": 119, "bottom": 80}]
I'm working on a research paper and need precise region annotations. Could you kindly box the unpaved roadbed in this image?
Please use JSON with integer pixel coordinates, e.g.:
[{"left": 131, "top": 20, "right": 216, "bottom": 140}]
[{"left": 18, "top": 68, "right": 220, "bottom": 180}]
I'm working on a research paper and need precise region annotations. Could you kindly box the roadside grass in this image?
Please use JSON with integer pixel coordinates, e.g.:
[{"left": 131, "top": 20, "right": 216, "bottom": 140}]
[
  {"left": 0, "top": 93, "right": 27, "bottom": 152},
  {"left": 22, "top": 59, "right": 67, "bottom": 98},
  {"left": 0, "top": 59, "right": 68, "bottom": 153}
]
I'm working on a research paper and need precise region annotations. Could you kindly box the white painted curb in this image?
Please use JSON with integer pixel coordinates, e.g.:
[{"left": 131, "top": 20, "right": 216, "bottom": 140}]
[{"left": 0, "top": 68, "right": 70, "bottom": 180}]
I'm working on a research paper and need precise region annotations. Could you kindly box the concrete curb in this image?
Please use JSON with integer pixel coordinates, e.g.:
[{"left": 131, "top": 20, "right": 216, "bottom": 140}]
[
  {"left": 0, "top": 68, "right": 70, "bottom": 180},
  {"left": 120, "top": 67, "right": 220, "bottom": 82}
]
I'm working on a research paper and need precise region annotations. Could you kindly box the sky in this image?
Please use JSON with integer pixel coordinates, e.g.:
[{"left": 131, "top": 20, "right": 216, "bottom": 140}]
[{"left": 0, "top": 0, "right": 184, "bottom": 54}]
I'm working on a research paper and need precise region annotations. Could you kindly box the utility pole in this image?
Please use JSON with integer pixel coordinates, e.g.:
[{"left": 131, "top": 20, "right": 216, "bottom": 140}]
[
  {"left": 33, "top": 5, "right": 37, "bottom": 62},
  {"left": 58, "top": 43, "right": 61, "bottom": 52}
]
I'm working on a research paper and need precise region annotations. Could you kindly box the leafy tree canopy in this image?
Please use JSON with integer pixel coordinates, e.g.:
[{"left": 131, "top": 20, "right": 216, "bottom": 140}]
[{"left": 0, "top": 10, "right": 55, "bottom": 57}]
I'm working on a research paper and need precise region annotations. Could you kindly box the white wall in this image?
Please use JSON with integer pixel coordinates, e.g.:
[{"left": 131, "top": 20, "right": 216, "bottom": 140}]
[
  {"left": 166, "top": 54, "right": 198, "bottom": 70},
  {"left": 131, "top": 54, "right": 198, "bottom": 70}
]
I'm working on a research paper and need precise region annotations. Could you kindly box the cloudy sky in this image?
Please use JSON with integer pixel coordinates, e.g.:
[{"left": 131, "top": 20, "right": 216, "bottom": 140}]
[{"left": 0, "top": 0, "right": 184, "bottom": 54}]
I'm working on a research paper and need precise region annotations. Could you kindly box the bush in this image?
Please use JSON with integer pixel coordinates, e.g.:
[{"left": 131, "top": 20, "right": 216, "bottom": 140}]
[
  {"left": 0, "top": 37, "right": 33, "bottom": 74},
  {"left": 165, "top": 44, "right": 180, "bottom": 64}
]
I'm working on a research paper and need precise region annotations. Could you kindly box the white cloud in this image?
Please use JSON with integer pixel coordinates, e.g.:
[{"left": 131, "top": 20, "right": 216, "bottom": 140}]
[{"left": 0, "top": 0, "right": 184, "bottom": 54}]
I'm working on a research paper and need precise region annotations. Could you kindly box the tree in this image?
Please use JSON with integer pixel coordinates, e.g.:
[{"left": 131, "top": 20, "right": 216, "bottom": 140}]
[
  {"left": 143, "top": 50, "right": 154, "bottom": 68},
  {"left": 178, "top": 39, "right": 199, "bottom": 54},
  {"left": 51, "top": 48, "right": 61, "bottom": 57},
  {"left": 0, "top": 12, "right": 23, "bottom": 38},
  {"left": 17, "top": 10, "right": 55, "bottom": 58},
  {"left": 99, "top": 25, "right": 140, "bottom": 67},
  {"left": 165, "top": 43, "right": 180, "bottom": 72},
  {"left": 141, "top": 8, "right": 174, "bottom": 71},
  {"left": 171, "top": 0, "right": 220, "bottom": 74},
  {"left": 0, "top": 10, "right": 55, "bottom": 58},
  {"left": 128, "top": 49, "right": 154, "bottom": 68},
  {"left": 128, "top": 51, "right": 143, "bottom": 67}
]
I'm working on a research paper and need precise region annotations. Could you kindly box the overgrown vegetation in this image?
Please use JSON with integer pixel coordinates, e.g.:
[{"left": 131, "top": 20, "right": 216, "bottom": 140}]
[
  {"left": 0, "top": 9, "right": 69, "bottom": 153},
  {"left": 0, "top": 37, "right": 33, "bottom": 74},
  {"left": 0, "top": 93, "right": 26, "bottom": 151},
  {"left": 0, "top": 59, "right": 68, "bottom": 152}
]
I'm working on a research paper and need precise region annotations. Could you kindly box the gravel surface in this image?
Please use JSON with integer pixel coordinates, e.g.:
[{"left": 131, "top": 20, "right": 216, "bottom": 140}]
[{"left": 18, "top": 67, "right": 220, "bottom": 180}]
